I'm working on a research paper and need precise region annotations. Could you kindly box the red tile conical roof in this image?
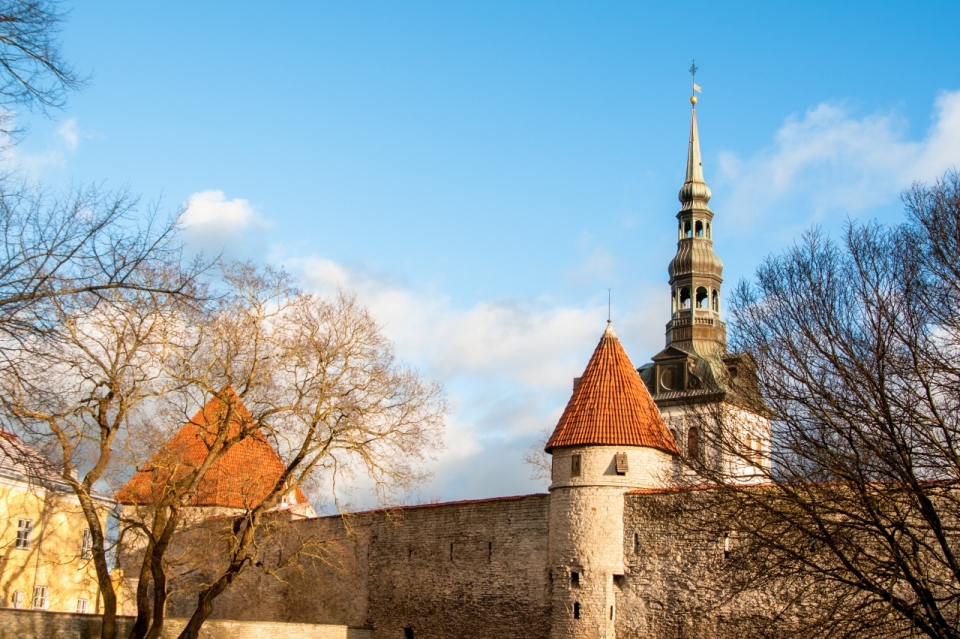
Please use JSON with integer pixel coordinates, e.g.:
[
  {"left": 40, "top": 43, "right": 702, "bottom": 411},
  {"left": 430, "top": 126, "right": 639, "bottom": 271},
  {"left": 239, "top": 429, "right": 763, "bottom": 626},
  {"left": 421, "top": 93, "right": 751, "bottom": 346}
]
[
  {"left": 117, "top": 388, "right": 308, "bottom": 509},
  {"left": 545, "top": 323, "right": 680, "bottom": 454}
]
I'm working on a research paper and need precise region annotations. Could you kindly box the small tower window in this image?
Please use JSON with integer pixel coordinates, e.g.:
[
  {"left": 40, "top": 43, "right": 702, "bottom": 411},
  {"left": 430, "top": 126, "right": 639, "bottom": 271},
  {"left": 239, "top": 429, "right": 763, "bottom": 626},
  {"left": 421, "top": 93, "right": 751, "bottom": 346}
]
[
  {"left": 615, "top": 453, "right": 628, "bottom": 475},
  {"left": 688, "top": 427, "right": 700, "bottom": 460},
  {"left": 404, "top": 628, "right": 415, "bottom": 639},
  {"left": 571, "top": 454, "right": 582, "bottom": 477},
  {"left": 695, "top": 220, "right": 704, "bottom": 237},
  {"left": 684, "top": 221, "right": 692, "bottom": 238},
  {"left": 712, "top": 290, "right": 720, "bottom": 312},
  {"left": 706, "top": 222, "right": 712, "bottom": 238},
  {"left": 696, "top": 287, "right": 709, "bottom": 309},
  {"left": 574, "top": 602, "right": 581, "bottom": 619},
  {"left": 679, "top": 287, "right": 691, "bottom": 310},
  {"left": 571, "top": 571, "right": 580, "bottom": 588}
]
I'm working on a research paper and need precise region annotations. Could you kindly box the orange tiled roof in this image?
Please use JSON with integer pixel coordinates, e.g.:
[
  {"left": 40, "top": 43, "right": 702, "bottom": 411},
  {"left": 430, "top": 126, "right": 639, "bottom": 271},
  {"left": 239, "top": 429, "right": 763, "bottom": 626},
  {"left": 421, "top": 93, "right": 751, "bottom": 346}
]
[
  {"left": 545, "top": 324, "right": 680, "bottom": 455},
  {"left": 116, "top": 388, "right": 308, "bottom": 509}
]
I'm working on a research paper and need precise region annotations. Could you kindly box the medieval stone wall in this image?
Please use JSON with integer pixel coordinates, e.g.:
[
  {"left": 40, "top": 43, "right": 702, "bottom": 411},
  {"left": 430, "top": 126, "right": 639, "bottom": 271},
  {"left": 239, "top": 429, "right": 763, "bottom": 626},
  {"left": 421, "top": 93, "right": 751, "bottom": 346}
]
[
  {"left": 617, "top": 491, "right": 794, "bottom": 639},
  {"left": 163, "top": 510, "right": 370, "bottom": 626},
  {"left": 363, "top": 494, "right": 551, "bottom": 639},
  {"left": 165, "top": 493, "right": 553, "bottom": 639}
]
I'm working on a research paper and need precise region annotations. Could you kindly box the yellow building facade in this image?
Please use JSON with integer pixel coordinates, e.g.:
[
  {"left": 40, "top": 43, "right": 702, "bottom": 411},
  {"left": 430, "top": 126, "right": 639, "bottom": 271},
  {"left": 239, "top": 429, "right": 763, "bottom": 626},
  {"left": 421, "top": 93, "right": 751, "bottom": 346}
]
[{"left": 0, "top": 430, "right": 114, "bottom": 613}]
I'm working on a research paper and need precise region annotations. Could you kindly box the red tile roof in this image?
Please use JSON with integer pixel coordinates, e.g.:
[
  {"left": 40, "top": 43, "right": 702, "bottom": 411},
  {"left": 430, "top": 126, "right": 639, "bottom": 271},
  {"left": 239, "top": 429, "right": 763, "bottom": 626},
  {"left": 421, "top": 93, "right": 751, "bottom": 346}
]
[
  {"left": 545, "top": 323, "right": 680, "bottom": 455},
  {"left": 116, "top": 388, "right": 308, "bottom": 509}
]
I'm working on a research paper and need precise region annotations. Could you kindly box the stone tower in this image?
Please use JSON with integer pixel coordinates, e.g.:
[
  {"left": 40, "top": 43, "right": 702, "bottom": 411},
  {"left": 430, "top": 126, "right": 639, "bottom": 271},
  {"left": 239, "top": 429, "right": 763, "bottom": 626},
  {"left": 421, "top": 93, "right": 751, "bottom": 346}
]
[
  {"left": 546, "top": 323, "right": 679, "bottom": 639},
  {"left": 639, "top": 97, "right": 771, "bottom": 479}
]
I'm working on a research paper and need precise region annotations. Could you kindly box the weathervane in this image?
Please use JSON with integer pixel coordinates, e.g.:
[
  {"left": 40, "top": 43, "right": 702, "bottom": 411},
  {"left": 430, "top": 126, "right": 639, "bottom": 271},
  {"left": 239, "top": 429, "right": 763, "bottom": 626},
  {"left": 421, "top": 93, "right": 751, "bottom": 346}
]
[
  {"left": 607, "top": 288, "right": 612, "bottom": 323},
  {"left": 689, "top": 59, "right": 702, "bottom": 105}
]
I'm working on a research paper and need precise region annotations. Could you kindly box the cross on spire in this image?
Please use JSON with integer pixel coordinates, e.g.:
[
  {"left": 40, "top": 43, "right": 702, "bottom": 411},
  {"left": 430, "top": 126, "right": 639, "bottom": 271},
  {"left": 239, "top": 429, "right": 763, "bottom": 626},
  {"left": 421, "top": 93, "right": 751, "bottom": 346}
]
[{"left": 689, "top": 60, "right": 701, "bottom": 105}]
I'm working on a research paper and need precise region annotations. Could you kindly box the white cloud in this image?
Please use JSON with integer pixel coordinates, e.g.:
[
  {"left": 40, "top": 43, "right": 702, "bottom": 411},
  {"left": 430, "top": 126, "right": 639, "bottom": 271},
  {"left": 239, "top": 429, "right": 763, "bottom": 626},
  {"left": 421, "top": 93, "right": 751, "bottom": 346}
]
[
  {"left": 716, "top": 89, "right": 960, "bottom": 229},
  {"left": 182, "top": 190, "right": 267, "bottom": 230},
  {"left": 180, "top": 190, "right": 273, "bottom": 257},
  {"left": 57, "top": 118, "right": 80, "bottom": 151},
  {"left": 0, "top": 116, "right": 88, "bottom": 173},
  {"left": 294, "top": 255, "right": 605, "bottom": 390},
  {"left": 289, "top": 254, "right": 665, "bottom": 503}
]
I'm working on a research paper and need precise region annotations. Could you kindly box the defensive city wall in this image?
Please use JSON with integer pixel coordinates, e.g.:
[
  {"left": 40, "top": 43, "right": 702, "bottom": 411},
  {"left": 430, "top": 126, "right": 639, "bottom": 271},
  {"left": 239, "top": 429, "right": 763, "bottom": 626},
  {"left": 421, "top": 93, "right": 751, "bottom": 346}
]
[
  {"left": 149, "top": 488, "right": 807, "bottom": 639},
  {"left": 160, "top": 494, "right": 554, "bottom": 639}
]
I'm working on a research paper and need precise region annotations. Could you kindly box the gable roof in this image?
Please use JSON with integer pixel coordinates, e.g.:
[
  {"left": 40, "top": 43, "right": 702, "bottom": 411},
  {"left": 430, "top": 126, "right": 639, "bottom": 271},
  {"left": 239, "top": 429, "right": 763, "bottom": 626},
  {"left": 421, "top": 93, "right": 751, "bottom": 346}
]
[
  {"left": 545, "top": 323, "right": 680, "bottom": 455},
  {"left": 116, "top": 388, "right": 308, "bottom": 509},
  {"left": 0, "top": 430, "right": 61, "bottom": 484},
  {"left": 0, "top": 430, "right": 115, "bottom": 504}
]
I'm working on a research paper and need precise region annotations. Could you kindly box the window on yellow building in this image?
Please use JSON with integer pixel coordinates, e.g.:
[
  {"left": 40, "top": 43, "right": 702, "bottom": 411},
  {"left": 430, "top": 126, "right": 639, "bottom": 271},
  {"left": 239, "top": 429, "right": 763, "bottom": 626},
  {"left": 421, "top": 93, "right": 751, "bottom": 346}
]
[
  {"left": 10, "top": 590, "right": 24, "bottom": 608},
  {"left": 32, "top": 586, "right": 47, "bottom": 609},
  {"left": 77, "top": 598, "right": 90, "bottom": 614},
  {"left": 15, "top": 518, "right": 33, "bottom": 549},
  {"left": 81, "top": 529, "right": 93, "bottom": 559}
]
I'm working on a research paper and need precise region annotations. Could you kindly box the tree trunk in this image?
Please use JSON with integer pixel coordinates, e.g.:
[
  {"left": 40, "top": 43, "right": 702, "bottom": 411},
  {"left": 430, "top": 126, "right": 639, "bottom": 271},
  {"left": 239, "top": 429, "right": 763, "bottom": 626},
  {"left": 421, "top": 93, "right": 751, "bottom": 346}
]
[
  {"left": 74, "top": 496, "right": 119, "bottom": 639},
  {"left": 144, "top": 510, "right": 178, "bottom": 639},
  {"left": 97, "top": 558, "right": 118, "bottom": 639},
  {"left": 178, "top": 514, "right": 258, "bottom": 639},
  {"left": 129, "top": 541, "right": 152, "bottom": 639},
  {"left": 176, "top": 566, "right": 243, "bottom": 639},
  {"left": 143, "top": 549, "right": 168, "bottom": 639}
]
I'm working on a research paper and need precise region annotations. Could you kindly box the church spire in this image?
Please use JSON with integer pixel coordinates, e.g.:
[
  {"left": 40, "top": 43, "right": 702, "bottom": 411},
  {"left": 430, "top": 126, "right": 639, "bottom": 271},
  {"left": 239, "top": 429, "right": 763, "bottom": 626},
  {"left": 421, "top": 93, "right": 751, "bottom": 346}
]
[
  {"left": 686, "top": 105, "right": 704, "bottom": 183},
  {"left": 678, "top": 101, "right": 712, "bottom": 209},
  {"left": 664, "top": 70, "right": 726, "bottom": 355}
]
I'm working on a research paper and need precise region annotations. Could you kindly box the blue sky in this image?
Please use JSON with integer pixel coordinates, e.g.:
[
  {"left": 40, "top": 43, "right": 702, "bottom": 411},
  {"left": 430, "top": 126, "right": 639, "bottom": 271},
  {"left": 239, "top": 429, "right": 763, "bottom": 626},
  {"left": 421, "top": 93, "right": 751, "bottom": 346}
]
[{"left": 13, "top": 1, "right": 960, "bottom": 507}]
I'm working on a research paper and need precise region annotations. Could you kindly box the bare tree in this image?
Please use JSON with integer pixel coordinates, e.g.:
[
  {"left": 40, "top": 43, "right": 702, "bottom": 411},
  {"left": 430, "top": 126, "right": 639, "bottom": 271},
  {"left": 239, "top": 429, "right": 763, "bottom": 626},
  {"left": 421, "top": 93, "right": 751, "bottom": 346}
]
[
  {"left": 0, "top": 186, "right": 207, "bottom": 639},
  {"left": 0, "top": 0, "right": 85, "bottom": 136},
  {"left": 676, "top": 171, "right": 960, "bottom": 638},
  {"left": 522, "top": 427, "right": 552, "bottom": 486},
  {"left": 0, "top": 263, "right": 203, "bottom": 639},
  {"left": 0, "top": 184, "right": 201, "bottom": 342},
  {"left": 117, "top": 263, "right": 446, "bottom": 639}
]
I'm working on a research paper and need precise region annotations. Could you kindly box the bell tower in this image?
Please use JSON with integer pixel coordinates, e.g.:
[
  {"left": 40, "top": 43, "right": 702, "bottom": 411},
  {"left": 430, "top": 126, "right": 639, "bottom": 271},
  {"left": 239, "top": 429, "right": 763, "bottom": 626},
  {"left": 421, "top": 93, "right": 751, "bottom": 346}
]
[
  {"left": 666, "top": 95, "right": 726, "bottom": 354},
  {"left": 638, "top": 77, "right": 771, "bottom": 480}
]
